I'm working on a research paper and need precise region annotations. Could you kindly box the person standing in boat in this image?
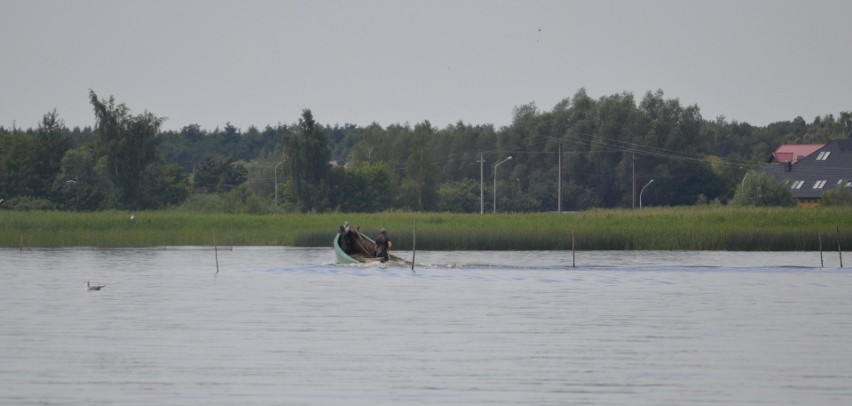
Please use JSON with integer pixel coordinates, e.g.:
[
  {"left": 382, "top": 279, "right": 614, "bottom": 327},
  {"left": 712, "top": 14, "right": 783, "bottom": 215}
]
[{"left": 375, "top": 228, "right": 392, "bottom": 263}]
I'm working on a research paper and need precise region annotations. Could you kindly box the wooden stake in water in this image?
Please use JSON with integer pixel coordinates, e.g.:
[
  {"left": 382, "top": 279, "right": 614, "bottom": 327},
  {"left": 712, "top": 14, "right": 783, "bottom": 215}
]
[
  {"left": 213, "top": 227, "right": 220, "bottom": 275},
  {"left": 837, "top": 225, "right": 843, "bottom": 269},
  {"left": 572, "top": 231, "right": 576, "bottom": 268},
  {"left": 819, "top": 231, "right": 824, "bottom": 268},
  {"left": 411, "top": 218, "right": 416, "bottom": 273},
  {"left": 20, "top": 235, "right": 23, "bottom": 251}
]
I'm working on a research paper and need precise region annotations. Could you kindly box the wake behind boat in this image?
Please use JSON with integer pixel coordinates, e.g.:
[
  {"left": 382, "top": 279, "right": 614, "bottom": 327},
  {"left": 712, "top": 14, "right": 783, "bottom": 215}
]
[{"left": 334, "top": 224, "right": 407, "bottom": 266}]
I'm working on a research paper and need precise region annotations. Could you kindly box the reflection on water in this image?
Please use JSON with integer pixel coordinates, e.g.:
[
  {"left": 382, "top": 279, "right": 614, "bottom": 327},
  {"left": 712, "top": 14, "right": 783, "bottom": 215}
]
[{"left": 1, "top": 248, "right": 851, "bottom": 405}]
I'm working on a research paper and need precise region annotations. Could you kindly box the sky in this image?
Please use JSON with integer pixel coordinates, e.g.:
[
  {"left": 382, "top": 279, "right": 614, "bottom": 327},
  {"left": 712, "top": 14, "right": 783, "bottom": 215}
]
[{"left": 2, "top": 0, "right": 850, "bottom": 132}]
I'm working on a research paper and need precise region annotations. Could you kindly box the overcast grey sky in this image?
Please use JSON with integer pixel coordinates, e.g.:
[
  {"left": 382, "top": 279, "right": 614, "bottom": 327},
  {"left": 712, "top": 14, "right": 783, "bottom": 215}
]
[{"left": 2, "top": 0, "right": 850, "bottom": 132}]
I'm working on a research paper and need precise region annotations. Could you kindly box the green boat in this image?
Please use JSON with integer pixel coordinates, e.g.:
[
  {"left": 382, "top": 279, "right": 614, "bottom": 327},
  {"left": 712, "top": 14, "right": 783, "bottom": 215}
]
[{"left": 334, "top": 225, "right": 407, "bottom": 265}]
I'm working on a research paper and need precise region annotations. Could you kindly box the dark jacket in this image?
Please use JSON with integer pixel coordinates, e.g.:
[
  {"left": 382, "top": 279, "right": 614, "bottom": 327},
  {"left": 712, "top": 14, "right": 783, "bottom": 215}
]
[{"left": 375, "top": 234, "right": 390, "bottom": 259}]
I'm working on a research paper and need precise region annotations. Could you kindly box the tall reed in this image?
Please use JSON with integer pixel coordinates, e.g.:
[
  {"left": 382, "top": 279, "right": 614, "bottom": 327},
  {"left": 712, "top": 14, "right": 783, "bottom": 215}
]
[{"left": 1, "top": 207, "right": 850, "bottom": 250}]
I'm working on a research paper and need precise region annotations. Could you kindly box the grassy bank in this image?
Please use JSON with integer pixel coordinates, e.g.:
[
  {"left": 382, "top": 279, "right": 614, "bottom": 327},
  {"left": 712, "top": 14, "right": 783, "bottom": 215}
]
[{"left": 1, "top": 207, "right": 852, "bottom": 250}]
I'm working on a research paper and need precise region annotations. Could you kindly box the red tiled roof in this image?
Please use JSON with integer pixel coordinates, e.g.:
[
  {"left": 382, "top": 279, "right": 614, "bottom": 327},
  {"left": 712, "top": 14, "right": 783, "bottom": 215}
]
[
  {"left": 769, "top": 144, "right": 824, "bottom": 164},
  {"left": 763, "top": 140, "right": 852, "bottom": 201}
]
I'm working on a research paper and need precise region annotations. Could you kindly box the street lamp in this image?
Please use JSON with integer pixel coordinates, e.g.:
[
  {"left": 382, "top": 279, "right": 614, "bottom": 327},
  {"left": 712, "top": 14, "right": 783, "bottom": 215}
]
[
  {"left": 639, "top": 179, "right": 654, "bottom": 209},
  {"left": 274, "top": 160, "right": 285, "bottom": 205},
  {"left": 493, "top": 156, "right": 512, "bottom": 213}
]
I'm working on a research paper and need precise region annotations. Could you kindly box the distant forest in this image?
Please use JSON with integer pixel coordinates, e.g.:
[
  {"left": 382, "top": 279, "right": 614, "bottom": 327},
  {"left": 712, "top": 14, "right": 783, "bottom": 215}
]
[{"left": 1, "top": 88, "right": 850, "bottom": 213}]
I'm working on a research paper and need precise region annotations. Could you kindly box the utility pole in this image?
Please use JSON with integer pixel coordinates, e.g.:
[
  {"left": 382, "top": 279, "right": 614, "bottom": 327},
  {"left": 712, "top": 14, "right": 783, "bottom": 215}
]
[
  {"left": 632, "top": 152, "right": 636, "bottom": 210},
  {"left": 274, "top": 159, "right": 285, "bottom": 205},
  {"left": 556, "top": 126, "right": 570, "bottom": 213},
  {"left": 476, "top": 154, "right": 486, "bottom": 214},
  {"left": 557, "top": 138, "right": 562, "bottom": 213}
]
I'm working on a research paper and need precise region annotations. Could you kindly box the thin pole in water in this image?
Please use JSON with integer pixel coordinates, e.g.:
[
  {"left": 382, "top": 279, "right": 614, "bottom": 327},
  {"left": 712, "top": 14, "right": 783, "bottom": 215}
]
[
  {"left": 20, "top": 235, "right": 23, "bottom": 251},
  {"left": 476, "top": 154, "right": 485, "bottom": 214},
  {"left": 572, "top": 231, "right": 576, "bottom": 268},
  {"left": 819, "top": 231, "right": 824, "bottom": 268},
  {"left": 213, "top": 227, "right": 220, "bottom": 275},
  {"left": 837, "top": 225, "right": 843, "bottom": 269},
  {"left": 411, "top": 218, "right": 416, "bottom": 273}
]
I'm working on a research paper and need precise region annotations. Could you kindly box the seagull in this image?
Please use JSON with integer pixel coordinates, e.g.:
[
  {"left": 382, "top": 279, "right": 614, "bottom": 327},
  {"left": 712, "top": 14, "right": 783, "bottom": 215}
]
[{"left": 85, "top": 280, "right": 105, "bottom": 291}]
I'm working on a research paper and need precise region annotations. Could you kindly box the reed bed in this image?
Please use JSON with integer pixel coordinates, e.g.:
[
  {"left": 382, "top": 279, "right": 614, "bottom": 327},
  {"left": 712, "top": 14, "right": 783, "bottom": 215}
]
[{"left": 1, "top": 207, "right": 851, "bottom": 250}]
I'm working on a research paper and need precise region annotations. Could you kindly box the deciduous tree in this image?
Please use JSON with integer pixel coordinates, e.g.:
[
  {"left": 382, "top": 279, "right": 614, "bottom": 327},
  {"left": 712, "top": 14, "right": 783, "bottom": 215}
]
[
  {"left": 89, "top": 91, "right": 166, "bottom": 209},
  {"left": 730, "top": 171, "right": 795, "bottom": 207},
  {"left": 283, "top": 110, "right": 333, "bottom": 211}
]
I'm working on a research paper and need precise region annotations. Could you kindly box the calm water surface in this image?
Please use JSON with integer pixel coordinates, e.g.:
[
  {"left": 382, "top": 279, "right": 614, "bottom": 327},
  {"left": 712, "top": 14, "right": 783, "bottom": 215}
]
[{"left": 1, "top": 248, "right": 851, "bottom": 405}]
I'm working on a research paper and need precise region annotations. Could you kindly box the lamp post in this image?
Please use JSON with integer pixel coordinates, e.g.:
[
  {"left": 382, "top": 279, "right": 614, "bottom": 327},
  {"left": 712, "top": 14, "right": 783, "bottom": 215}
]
[
  {"left": 493, "top": 156, "right": 512, "bottom": 213},
  {"left": 274, "top": 160, "right": 285, "bottom": 205},
  {"left": 639, "top": 179, "right": 654, "bottom": 209}
]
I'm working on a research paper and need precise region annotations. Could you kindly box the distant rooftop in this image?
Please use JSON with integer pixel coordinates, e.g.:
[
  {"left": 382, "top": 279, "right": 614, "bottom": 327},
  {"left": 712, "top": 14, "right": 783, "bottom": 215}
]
[
  {"left": 768, "top": 144, "right": 824, "bottom": 164},
  {"left": 763, "top": 140, "right": 852, "bottom": 202}
]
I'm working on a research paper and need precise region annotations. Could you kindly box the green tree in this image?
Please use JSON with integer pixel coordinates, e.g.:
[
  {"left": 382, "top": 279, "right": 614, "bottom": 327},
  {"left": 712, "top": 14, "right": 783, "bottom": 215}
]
[
  {"left": 729, "top": 171, "right": 795, "bottom": 207},
  {"left": 224, "top": 184, "right": 269, "bottom": 214},
  {"left": 0, "top": 131, "right": 38, "bottom": 199},
  {"left": 159, "top": 124, "right": 206, "bottom": 172},
  {"left": 339, "top": 162, "right": 395, "bottom": 212},
  {"left": 192, "top": 156, "right": 248, "bottom": 193},
  {"left": 820, "top": 186, "right": 852, "bottom": 206},
  {"left": 53, "top": 147, "right": 116, "bottom": 211},
  {"left": 284, "top": 109, "right": 332, "bottom": 212},
  {"left": 399, "top": 121, "right": 438, "bottom": 210},
  {"left": 33, "top": 110, "right": 73, "bottom": 201},
  {"left": 139, "top": 163, "right": 189, "bottom": 208},
  {"left": 327, "top": 123, "right": 364, "bottom": 165},
  {"left": 89, "top": 91, "right": 166, "bottom": 209},
  {"left": 347, "top": 123, "right": 386, "bottom": 166},
  {"left": 436, "top": 179, "right": 479, "bottom": 212}
]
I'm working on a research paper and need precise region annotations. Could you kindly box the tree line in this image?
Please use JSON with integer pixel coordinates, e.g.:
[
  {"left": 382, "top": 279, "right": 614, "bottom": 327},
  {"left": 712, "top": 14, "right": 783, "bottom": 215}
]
[{"left": 1, "top": 88, "right": 850, "bottom": 213}]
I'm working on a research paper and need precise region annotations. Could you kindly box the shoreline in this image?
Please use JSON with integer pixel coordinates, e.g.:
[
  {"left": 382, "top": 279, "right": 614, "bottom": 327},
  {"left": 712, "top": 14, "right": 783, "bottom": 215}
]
[{"left": 1, "top": 207, "right": 851, "bottom": 251}]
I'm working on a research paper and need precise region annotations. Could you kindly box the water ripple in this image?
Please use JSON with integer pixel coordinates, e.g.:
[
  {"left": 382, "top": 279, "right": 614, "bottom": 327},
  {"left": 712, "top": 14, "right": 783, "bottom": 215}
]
[{"left": 1, "top": 248, "right": 851, "bottom": 405}]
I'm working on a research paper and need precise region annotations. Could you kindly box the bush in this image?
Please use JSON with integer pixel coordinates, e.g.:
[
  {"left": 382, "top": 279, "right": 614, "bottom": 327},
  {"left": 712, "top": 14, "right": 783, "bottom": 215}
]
[
  {"left": 2, "top": 196, "right": 56, "bottom": 211},
  {"left": 821, "top": 187, "right": 852, "bottom": 206},
  {"left": 177, "top": 188, "right": 285, "bottom": 214},
  {"left": 225, "top": 185, "right": 277, "bottom": 214},
  {"left": 730, "top": 171, "right": 795, "bottom": 207},
  {"left": 176, "top": 193, "right": 226, "bottom": 213}
]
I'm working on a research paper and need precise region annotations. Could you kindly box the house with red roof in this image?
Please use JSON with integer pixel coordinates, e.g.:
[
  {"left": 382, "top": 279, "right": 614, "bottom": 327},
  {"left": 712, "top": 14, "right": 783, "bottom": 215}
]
[
  {"left": 764, "top": 140, "right": 852, "bottom": 205},
  {"left": 766, "top": 144, "right": 824, "bottom": 164}
]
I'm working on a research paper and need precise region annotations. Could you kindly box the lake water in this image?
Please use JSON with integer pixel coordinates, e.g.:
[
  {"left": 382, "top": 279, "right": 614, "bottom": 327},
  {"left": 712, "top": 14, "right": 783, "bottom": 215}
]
[{"left": 2, "top": 248, "right": 851, "bottom": 405}]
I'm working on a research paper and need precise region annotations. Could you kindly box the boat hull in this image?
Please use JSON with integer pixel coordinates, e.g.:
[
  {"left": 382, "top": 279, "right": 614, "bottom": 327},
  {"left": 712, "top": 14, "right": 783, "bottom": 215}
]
[
  {"left": 334, "top": 232, "right": 407, "bottom": 266},
  {"left": 334, "top": 233, "right": 362, "bottom": 264}
]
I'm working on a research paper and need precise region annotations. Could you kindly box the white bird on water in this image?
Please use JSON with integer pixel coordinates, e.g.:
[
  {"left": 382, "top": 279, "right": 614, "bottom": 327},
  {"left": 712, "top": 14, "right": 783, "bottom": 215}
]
[{"left": 85, "top": 280, "right": 105, "bottom": 291}]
